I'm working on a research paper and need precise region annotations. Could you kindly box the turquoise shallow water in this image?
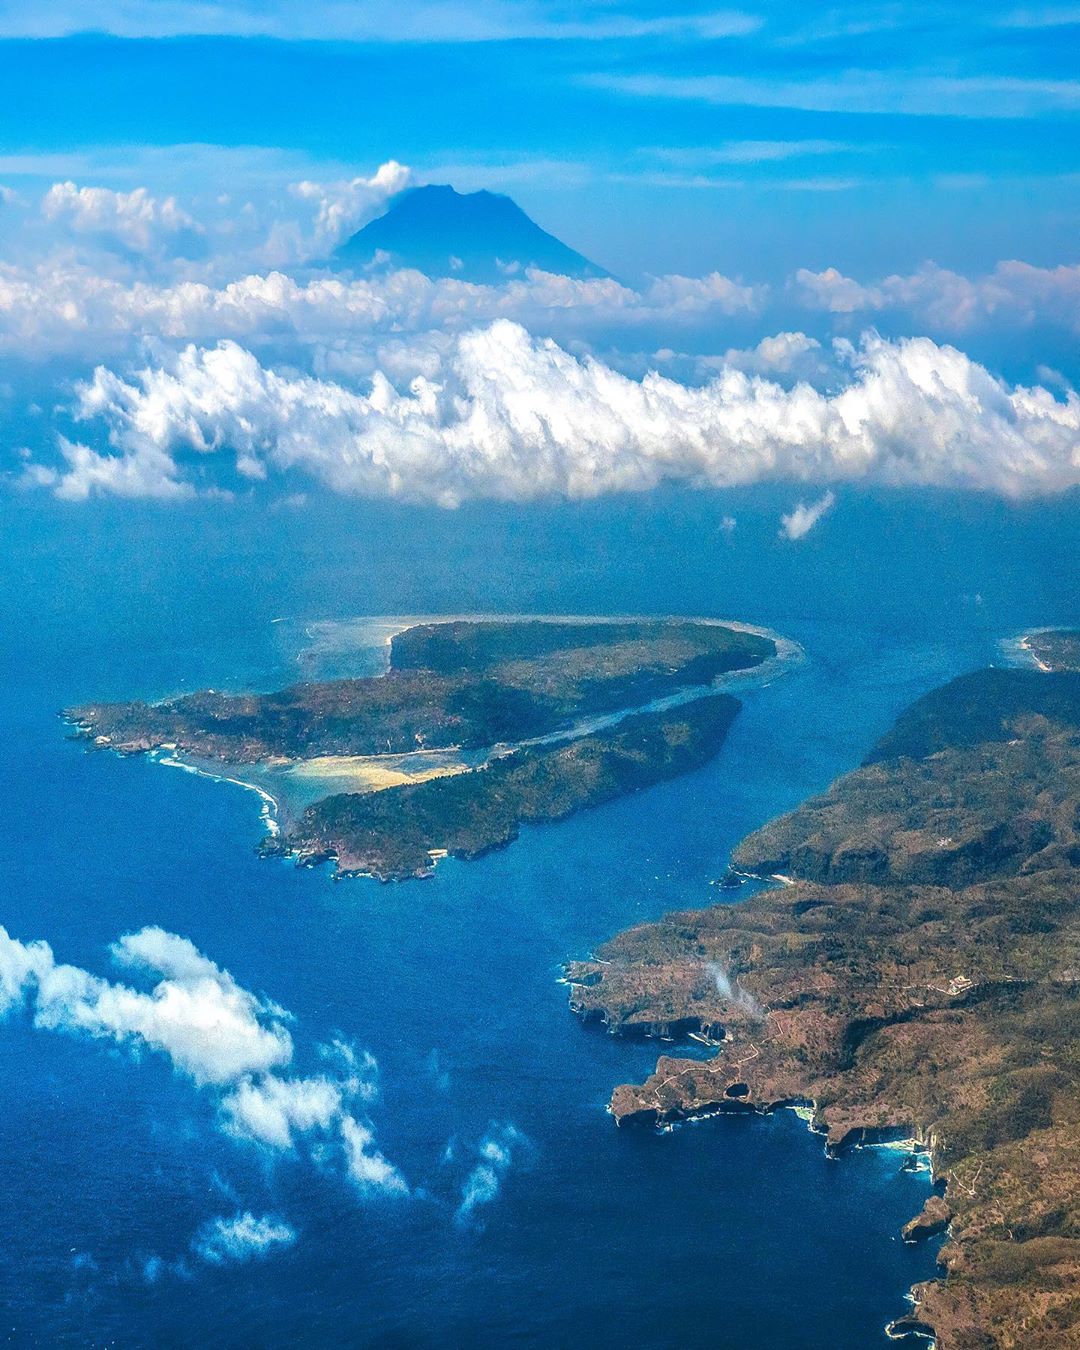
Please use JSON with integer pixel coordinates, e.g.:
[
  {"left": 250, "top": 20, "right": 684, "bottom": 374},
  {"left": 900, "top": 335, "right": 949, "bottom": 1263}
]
[{"left": 2, "top": 489, "right": 1075, "bottom": 1348}]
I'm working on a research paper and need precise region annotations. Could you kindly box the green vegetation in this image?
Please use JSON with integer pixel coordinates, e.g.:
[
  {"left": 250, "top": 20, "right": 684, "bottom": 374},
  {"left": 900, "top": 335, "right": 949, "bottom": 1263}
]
[
  {"left": 568, "top": 668, "right": 1080, "bottom": 1350},
  {"left": 68, "top": 617, "right": 767, "bottom": 877},
  {"left": 68, "top": 618, "right": 772, "bottom": 761},
  {"left": 269, "top": 695, "right": 740, "bottom": 880}
]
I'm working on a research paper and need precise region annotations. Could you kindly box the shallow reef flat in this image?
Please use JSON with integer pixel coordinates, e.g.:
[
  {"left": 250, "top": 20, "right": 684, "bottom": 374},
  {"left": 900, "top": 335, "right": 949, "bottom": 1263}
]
[{"left": 267, "top": 694, "right": 740, "bottom": 879}]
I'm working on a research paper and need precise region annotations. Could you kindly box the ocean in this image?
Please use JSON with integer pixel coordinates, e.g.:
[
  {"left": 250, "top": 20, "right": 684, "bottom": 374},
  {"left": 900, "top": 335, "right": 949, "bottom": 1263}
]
[{"left": 1, "top": 487, "right": 1076, "bottom": 1347}]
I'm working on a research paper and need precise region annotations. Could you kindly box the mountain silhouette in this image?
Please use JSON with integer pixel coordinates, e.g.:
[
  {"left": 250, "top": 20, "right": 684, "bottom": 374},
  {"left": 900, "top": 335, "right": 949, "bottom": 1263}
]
[{"left": 335, "top": 183, "right": 609, "bottom": 283}]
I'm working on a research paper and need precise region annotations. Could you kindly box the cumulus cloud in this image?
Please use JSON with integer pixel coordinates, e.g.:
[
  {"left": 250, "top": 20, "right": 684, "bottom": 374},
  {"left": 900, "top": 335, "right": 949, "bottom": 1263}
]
[
  {"left": 4, "top": 921, "right": 293, "bottom": 1084},
  {"left": 42, "top": 182, "right": 203, "bottom": 255},
  {"left": 0, "top": 923, "right": 406, "bottom": 1197},
  {"left": 38, "top": 321, "right": 1080, "bottom": 504},
  {"left": 455, "top": 1123, "right": 527, "bottom": 1226},
  {"left": 779, "top": 489, "right": 836, "bottom": 539},
  {"left": 0, "top": 262, "right": 763, "bottom": 359},
  {"left": 289, "top": 160, "right": 411, "bottom": 251},
  {"left": 193, "top": 1212, "right": 297, "bottom": 1265},
  {"left": 220, "top": 1073, "right": 345, "bottom": 1149},
  {"left": 708, "top": 331, "right": 828, "bottom": 381},
  {"left": 794, "top": 260, "right": 1080, "bottom": 332}
]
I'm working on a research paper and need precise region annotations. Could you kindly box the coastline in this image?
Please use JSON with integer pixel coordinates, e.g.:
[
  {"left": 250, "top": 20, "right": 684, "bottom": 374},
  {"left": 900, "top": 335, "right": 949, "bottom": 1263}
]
[
  {"left": 75, "top": 614, "right": 801, "bottom": 878},
  {"left": 153, "top": 750, "right": 282, "bottom": 839},
  {"left": 601, "top": 1069, "right": 946, "bottom": 1346}
]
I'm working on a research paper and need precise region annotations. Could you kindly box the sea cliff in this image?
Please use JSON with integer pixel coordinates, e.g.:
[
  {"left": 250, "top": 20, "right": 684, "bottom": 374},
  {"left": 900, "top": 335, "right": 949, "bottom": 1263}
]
[{"left": 568, "top": 667, "right": 1080, "bottom": 1349}]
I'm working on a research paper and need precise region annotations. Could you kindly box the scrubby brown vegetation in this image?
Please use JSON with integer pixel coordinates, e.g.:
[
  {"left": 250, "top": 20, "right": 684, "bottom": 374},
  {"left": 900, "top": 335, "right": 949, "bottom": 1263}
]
[{"left": 568, "top": 669, "right": 1080, "bottom": 1350}]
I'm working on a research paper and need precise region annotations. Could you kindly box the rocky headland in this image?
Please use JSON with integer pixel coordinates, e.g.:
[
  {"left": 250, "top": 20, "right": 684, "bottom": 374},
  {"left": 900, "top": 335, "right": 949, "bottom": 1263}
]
[
  {"left": 568, "top": 667, "right": 1080, "bottom": 1350},
  {"left": 1019, "top": 629, "right": 1080, "bottom": 674}
]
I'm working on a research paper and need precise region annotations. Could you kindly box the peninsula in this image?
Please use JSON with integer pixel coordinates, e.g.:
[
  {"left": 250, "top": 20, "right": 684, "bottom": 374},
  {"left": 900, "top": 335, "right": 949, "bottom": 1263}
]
[
  {"left": 567, "top": 665, "right": 1080, "bottom": 1349},
  {"left": 67, "top": 617, "right": 773, "bottom": 879}
]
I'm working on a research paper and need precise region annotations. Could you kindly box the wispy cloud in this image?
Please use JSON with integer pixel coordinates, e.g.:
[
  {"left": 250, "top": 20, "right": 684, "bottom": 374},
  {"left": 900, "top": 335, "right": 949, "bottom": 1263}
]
[
  {"left": 193, "top": 1213, "right": 297, "bottom": 1265},
  {"left": 587, "top": 71, "right": 1080, "bottom": 119},
  {"left": 0, "top": 1, "right": 761, "bottom": 42},
  {"left": 995, "top": 5, "right": 1080, "bottom": 27},
  {"left": 648, "top": 140, "right": 871, "bottom": 166},
  {"left": 455, "top": 1123, "right": 528, "bottom": 1227},
  {"left": 779, "top": 489, "right": 836, "bottom": 540}
]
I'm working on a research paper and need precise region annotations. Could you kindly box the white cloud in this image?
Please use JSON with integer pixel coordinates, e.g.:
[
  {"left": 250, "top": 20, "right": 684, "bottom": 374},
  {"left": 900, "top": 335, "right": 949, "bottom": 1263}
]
[
  {"left": 793, "top": 266, "right": 882, "bottom": 315},
  {"left": 709, "top": 331, "right": 827, "bottom": 380},
  {"left": 193, "top": 1212, "right": 296, "bottom": 1265},
  {"left": 39, "top": 321, "right": 1080, "bottom": 504},
  {"left": 0, "top": 922, "right": 405, "bottom": 1198},
  {"left": 42, "top": 182, "right": 203, "bottom": 254},
  {"left": 289, "top": 160, "right": 411, "bottom": 251},
  {"left": 1, "top": 248, "right": 1075, "bottom": 370},
  {"left": 588, "top": 70, "right": 1080, "bottom": 119},
  {"left": 650, "top": 140, "right": 865, "bottom": 166},
  {"left": 220, "top": 1073, "right": 344, "bottom": 1149},
  {"left": 996, "top": 6, "right": 1080, "bottom": 27},
  {"left": 341, "top": 1115, "right": 409, "bottom": 1195},
  {"left": 779, "top": 489, "right": 836, "bottom": 540},
  {"left": 14, "top": 922, "right": 293, "bottom": 1085},
  {"left": 0, "top": 263, "right": 762, "bottom": 359},
  {"left": 794, "top": 260, "right": 1080, "bottom": 332},
  {"left": 2, "top": 248, "right": 1074, "bottom": 385},
  {"left": 455, "top": 1123, "right": 526, "bottom": 1226}
]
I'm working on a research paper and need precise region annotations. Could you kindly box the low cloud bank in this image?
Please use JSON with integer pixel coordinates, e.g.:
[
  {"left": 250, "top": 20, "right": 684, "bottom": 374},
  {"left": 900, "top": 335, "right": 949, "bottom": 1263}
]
[
  {"left": 32, "top": 320, "right": 1080, "bottom": 503},
  {"left": 2, "top": 256, "right": 1078, "bottom": 362},
  {"left": 794, "top": 260, "right": 1080, "bottom": 333},
  {"left": 0, "top": 164, "right": 1077, "bottom": 362},
  {"left": 0, "top": 263, "right": 761, "bottom": 358}
]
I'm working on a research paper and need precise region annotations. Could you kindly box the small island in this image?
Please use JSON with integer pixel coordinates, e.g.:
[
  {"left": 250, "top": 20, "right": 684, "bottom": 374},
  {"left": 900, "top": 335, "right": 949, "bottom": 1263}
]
[
  {"left": 269, "top": 696, "right": 740, "bottom": 879},
  {"left": 1018, "top": 629, "right": 1080, "bottom": 673},
  {"left": 567, "top": 666, "right": 1080, "bottom": 1349},
  {"left": 67, "top": 617, "right": 774, "bottom": 879}
]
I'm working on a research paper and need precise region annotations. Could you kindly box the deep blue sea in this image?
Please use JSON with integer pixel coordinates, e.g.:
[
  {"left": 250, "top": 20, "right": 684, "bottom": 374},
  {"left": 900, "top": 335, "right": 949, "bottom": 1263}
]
[{"left": 2, "top": 488, "right": 1077, "bottom": 1348}]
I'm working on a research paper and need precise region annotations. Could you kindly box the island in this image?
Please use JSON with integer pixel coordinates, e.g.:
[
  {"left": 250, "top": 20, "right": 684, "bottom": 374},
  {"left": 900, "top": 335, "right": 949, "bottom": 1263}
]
[
  {"left": 267, "top": 697, "right": 740, "bottom": 879},
  {"left": 567, "top": 665, "right": 1080, "bottom": 1350},
  {"left": 1018, "top": 629, "right": 1080, "bottom": 674},
  {"left": 67, "top": 617, "right": 774, "bottom": 879}
]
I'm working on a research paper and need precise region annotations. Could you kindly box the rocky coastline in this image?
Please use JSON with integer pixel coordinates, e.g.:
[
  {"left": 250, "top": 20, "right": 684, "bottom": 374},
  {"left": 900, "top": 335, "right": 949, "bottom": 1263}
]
[{"left": 568, "top": 666, "right": 1080, "bottom": 1349}]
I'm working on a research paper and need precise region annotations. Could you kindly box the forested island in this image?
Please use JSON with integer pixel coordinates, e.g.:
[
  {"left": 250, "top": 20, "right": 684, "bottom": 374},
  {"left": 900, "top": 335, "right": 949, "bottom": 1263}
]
[
  {"left": 67, "top": 617, "right": 773, "bottom": 879},
  {"left": 568, "top": 665, "right": 1080, "bottom": 1350},
  {"left": 271, "top": 696, "right": 740, "bottom": 879}
]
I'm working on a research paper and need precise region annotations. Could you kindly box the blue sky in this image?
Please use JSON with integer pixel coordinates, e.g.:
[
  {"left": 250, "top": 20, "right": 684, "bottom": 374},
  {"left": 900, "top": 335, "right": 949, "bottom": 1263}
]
[
  {"left": 0, "top": 1, "right": 1077, "bottom": 277},
  {"left": 0, "top": 1, "right": 1077, "bottom": 513}
]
